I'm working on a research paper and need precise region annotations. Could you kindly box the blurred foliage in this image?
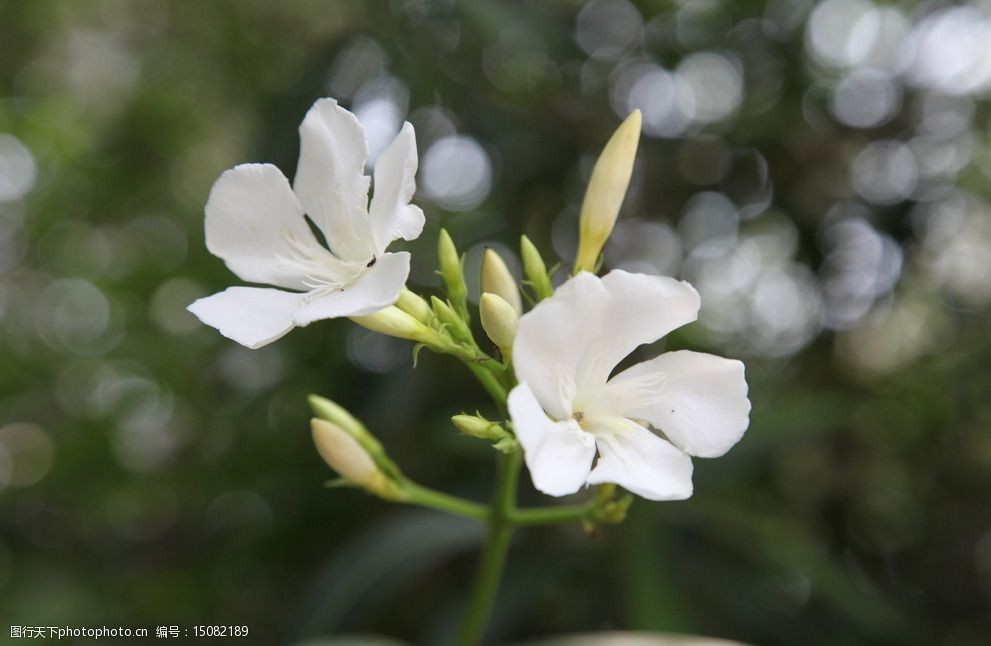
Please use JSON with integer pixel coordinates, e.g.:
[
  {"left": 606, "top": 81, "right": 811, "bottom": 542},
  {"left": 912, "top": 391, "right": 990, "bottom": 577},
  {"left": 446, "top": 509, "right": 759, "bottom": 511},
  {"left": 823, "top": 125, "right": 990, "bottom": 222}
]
[{"left": 1, "top": 0, "right": 990, "bottom": 644}]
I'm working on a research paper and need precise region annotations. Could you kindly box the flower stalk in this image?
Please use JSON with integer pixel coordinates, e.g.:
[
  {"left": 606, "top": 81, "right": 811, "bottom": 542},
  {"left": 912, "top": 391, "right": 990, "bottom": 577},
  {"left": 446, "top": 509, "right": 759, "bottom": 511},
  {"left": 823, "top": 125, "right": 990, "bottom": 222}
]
[{"left": 456, "top": 448, "right": 521, "bottom": 646}]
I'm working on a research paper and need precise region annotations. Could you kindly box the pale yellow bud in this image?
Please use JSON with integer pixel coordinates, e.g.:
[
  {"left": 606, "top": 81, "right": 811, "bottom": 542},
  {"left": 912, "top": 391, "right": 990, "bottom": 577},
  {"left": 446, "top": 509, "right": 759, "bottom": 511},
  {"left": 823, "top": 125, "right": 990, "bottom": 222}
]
[
  {"left": 351, "top": 306, "right": 440, "bottom": 346},
  {"left": 308, "top": 394, "right": 373, "bottom": 446},
  {"left": 396, "top": 288, "right": 433, "bottom": 323},
  {"left": 311, "top": 418, "right": 389, "bottom": 495},
  {"left": 481, "top": 248, "right": 522, "bottom": 315},
  {"left": 479, "top": 293, "right": 518, "bottom": 357},
  {"left": 574, "top": 110, "right": 642, "bottom": 274}
]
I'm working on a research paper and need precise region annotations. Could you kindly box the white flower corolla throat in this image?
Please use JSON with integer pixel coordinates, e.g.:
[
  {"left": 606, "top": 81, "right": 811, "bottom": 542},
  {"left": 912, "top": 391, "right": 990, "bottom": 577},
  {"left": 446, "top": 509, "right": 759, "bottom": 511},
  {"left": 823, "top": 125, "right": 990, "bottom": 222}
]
[
  {"left": 188, "top": 98, "right": 425, "bottom": 349},
  {"left": 508, "top": 270, "right": 751, "bottom": 502},
  {"left": 279, "top": 231, "right": 368, "bottom": 293}
]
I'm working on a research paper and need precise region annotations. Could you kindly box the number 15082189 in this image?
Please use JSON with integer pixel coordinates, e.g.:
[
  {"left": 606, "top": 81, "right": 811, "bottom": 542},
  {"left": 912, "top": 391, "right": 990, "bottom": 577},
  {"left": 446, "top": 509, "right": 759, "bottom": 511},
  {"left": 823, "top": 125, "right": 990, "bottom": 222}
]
[{"left": 193, "top": 626, "right": 249, "bottom": 638}]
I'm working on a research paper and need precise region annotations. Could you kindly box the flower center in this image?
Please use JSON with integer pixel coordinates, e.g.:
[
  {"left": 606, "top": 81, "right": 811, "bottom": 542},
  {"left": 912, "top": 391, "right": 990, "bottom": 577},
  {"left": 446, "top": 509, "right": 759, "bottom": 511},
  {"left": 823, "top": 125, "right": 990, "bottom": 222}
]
[
  {"left": 278, "top": 232, "right": 369, "bottom": 293},
  {"left": 572, "top": 409, "right": 636, "bottom": 439},
  {"left": 571, "top": 371, "right": 667, "bottom": 436}
]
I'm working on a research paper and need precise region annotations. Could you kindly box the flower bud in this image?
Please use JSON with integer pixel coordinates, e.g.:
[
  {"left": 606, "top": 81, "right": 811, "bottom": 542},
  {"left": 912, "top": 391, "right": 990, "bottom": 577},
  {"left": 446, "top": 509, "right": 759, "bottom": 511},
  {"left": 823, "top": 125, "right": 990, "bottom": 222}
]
[
  {"left": 520, "top": 235, "right": 553, "bottom": 301},
  {"left": 479, "top": 293, "right": 518, "bottom": 358},
  {"left": 351, "top": 306, "right": 442, "bottom": 346},
  {"left": 574, "top": 110, "right": 641, "bottom": 274},
  {"left": 430, "top": 296, "right": 472, "bottom": 344},
  {"left": 308, "top": 394, "right": 374, "bottom": 447},
  {"left": 438, "top": 229, "right": 469, "bottom": 320},
  {"left": 308, "top": 394, "right": 403, "bottom": 480},
  {"left": 451, "top": 413, "right": 511, "bottom": 442},
  {"left": 396, "top": 288, "right": 433, "bottom": 324},
  {"left": 481, "top": 248, "right": 522, "bottom": 315},
  {"left": 311, "top": 418, "right": 390, "bottom": 496}
]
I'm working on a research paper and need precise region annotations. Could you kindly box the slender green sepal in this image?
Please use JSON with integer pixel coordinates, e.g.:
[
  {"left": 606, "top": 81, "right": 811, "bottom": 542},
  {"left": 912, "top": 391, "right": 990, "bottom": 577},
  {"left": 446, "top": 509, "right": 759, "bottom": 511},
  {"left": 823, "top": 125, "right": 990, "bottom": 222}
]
[
  {"left": 520, "top": 235, "right": 553, "bottom": 301},
  {"left": 438, "top": 229, "right": 469, "bottom": 321}
]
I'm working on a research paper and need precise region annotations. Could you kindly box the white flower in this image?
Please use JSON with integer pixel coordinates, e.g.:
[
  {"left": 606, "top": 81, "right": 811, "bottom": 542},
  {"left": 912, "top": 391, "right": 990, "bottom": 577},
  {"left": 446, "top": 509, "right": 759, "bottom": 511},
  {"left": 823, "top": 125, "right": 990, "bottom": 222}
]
[
  {"left": 188, "top": 98, "right": 425, "bottom": 348},
  {"left": 508, "top": 270, "right": 751, "bottom": 501}
]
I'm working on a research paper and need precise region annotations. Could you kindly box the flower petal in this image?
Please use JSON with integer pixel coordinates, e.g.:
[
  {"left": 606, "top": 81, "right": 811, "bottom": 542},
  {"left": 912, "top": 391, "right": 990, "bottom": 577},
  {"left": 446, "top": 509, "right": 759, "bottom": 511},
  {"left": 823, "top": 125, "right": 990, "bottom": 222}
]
[
  {"left": 508, "top": 383, "right": 596, "bottom": 497},
  {"left": 611, "top": 350, "right": 751, "bottom": 458},
  {"left": 596, "top": 270, "right": 701, "bottom": 380},
  {"left": 512, "top": 272, "right": 608, "bottom": 419},
  {"left": 368, "top": 122, "right": 425, "bottom": 254},
  {"left": 293, "top": 251, "right": 410, "bottom": 325},
  {"left": 586, "top": 421, "right": 694, "bottom": 501},
  {"left": 294, "top": 98, "right": 375, "bottom": 262},
  {"left": 512, "top": 270, "right": 700, "bottom": 419},
  {"left": 204, "top": 164, "right": 318, "bottom": 290},
  {"left": 187, "top": 286, "right": 303, "bottom": 349}
]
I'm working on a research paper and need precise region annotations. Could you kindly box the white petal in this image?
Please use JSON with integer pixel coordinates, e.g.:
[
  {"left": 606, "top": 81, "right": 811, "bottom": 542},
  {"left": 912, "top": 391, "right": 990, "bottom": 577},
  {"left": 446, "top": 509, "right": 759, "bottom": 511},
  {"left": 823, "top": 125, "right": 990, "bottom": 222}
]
[
  {"left": 512, "top": 270, "right": 700, "bottom": 419},
  {"left": 611, "top": 350, "right": 751, "bottom": 458},
  {"left": 188, "top": 286, "right": 303, "bottom": 349},
  {"left": 293, "top": 251, "right": 410, "bottom": 325},
  {"left": 512, "top": 272, "right": 608, "bottom": 419},
  {"left": 294, "top": 98, "right": 375, "bottom": 262},
  {"left": 508, "top": 383, "right": 596, "bottom": 497},
  {"left": 368, "top": 122, "right": 425, "bottom": 254},
  {"left": 586, "top": 421, "right": 694, "bottom": 501},
  {"left": 204, "top": 164, "right": 318, "bottom": 290},
  {"left": 596, "top": 270, "right": 701, "bottom": 380}
]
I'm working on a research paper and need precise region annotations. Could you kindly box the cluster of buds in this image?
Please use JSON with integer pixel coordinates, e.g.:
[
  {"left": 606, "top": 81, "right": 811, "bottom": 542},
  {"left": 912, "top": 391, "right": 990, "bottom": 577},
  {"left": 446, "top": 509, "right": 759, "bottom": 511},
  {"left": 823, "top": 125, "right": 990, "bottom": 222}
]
[
  {"left": 350, "top": 231, "right": 562, "bottom": 363},
  {"left": 349, "top": 228, "right": 550, "bottom": 371}
]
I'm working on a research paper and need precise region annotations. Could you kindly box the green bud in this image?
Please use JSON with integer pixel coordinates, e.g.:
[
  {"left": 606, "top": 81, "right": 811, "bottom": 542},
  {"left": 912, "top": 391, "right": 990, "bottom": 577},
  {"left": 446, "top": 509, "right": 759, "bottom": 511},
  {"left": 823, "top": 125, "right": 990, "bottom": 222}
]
[
  {"left": 597, "top": 493, "right": 634, "bottom": 524},
  {"left": 574, "top": 110, "right": 641, "bottom": 274},
  {"left": 451, "top": 413, "right": 511, "bottom": 442},
  {"left": 481, "top": 248, "right": 522, "bottom": 315},
  {"left": 396, "top": 288, "right": 433, "bottom": 324},
  {"left": 438, "top": 229, "right": 469, "bottom": 320},
  {"left": 520, "top": 235, "right": 553, "bottom": 301},
  {"left": 479, "top": 293, "right": 518, "bottom": 358},
  {"left": 430, "top": 296, "right": 472, "bottom": 344}
]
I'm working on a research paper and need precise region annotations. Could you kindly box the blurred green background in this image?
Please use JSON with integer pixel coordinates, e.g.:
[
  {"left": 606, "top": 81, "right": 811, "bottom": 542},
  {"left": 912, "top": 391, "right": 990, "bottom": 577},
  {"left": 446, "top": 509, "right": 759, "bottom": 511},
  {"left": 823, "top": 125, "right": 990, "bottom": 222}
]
[{"left": 1, "top": 0, "right": 990, "bottom": 644}]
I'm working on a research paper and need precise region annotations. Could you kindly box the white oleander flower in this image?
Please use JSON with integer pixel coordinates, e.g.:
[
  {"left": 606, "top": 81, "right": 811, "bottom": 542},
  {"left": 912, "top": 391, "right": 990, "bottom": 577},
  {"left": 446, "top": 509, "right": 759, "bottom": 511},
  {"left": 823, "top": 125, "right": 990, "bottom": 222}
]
[
  {"left": 188, "top": 98, "right": 424, "bottom": 348},
  {"left": 508, "top": 270, "right": 751, "bottom": 501}
]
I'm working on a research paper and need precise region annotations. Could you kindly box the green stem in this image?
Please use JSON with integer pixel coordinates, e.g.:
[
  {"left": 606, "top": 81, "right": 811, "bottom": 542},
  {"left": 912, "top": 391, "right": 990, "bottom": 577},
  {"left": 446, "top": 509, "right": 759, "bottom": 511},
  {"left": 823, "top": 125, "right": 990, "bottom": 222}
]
[
  {"left": 467, "top": 364, "right": 507, "bottom": 406},
  {"left": 437, "top": 336, "right": 509, "bottom": 406},
  {"left": 508, "top": 504, "right": 593, "bottom": 526},
  {"left": 455, "top": 449, "right": 521, "bottom": 646},
  {"left": 403, "top": 483, "right": 489, "bottom": 521}
]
